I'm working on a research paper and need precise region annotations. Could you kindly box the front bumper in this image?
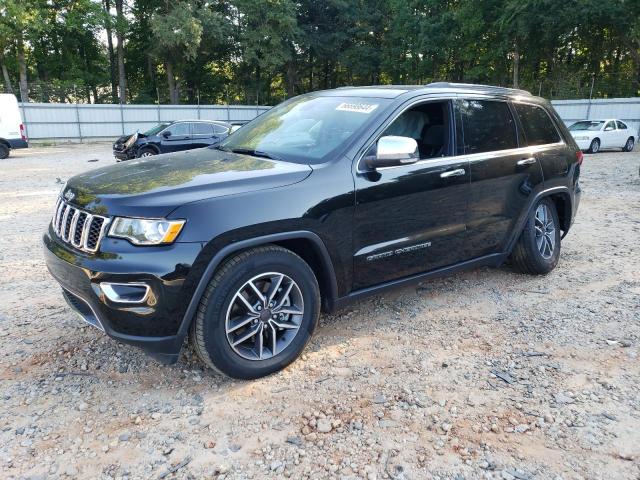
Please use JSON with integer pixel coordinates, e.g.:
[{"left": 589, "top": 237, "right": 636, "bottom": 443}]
[
  {"left": 113, "top": 148, "right": 135, "bottom": 160},
  {"left": 572, "top": 138, "right": 592, "bottom": 151},
  {"left": 43, "top": 226, "right": 203, "bottom": 364}
]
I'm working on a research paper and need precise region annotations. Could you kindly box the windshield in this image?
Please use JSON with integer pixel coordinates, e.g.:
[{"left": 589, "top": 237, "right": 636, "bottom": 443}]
[
  {"left": 569, "top": 121, "right": 603, "bottom": 131},
  {"left": 219, "top": 95, "right": 390, "bottom": 164},
  {"left": 143, "top": 123, "right": 170, "bottom": 136}
]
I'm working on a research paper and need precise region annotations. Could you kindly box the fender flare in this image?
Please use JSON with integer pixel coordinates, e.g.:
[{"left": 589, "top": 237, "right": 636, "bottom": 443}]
[
  {"left": 176, "top": 230, "right": 338, "bottom": 337},
  {"left": 504, "top": 186, "right": 573, "bottom": 254}
]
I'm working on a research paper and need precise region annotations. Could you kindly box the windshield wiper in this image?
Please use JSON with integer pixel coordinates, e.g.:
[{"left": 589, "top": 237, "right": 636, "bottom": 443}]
[{"left": 227, "top": 147, "right": 282, "bottom": 161}]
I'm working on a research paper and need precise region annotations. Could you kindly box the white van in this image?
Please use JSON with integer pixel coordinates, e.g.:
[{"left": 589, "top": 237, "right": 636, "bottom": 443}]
[{"left": 0, "top": 93, "right": 28, "bottom": 159}]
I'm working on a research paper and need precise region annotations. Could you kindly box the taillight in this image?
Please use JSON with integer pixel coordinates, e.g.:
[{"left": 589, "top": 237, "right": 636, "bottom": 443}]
[
  {"left": 20, "top": 124, "right": 27, "bottom": 141},
  {"left": 575, "top": 150, "right": 583, "bottom": 166}
]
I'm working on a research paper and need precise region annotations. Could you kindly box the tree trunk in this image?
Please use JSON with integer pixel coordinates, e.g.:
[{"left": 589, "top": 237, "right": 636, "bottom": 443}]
[
  {"left": 285, "top": 60, "right": 296, "bottom": 98},
  {"left": 115, "top": 0, "right": 127, "bottom": 103},
  {"left": 17, "top": 36, "right": 28, "bottom": 102},
  {"left": 166, "top": 61, "right": 178, "bottom": 104},
  {"left": 103, "top": 0, "right": 118, "bottom": 103},
  {"left": 512, "top": 38, "right": 520, "bottom": 89},
  {"left": 0, "top": 53, "right": 13, "bottom": 93}
]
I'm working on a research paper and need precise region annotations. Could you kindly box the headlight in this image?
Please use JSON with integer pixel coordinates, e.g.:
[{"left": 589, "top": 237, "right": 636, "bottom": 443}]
[
  {"left": 574, "top": 136, "right": 590, "bottom": 141},
  {"left": 108, "top": 217, "right": 185, "bottom": 245}
]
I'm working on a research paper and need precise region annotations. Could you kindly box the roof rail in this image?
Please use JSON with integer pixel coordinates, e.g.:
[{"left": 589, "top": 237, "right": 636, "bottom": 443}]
[{"left": 426, "top": 82, "right": 532, "bottom": 96}]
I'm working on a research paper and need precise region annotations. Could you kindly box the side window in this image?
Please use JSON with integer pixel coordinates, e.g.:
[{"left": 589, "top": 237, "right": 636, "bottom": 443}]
[
  {"left": 514, "top": 103, "right": 561, "bottom": 146},
  {"left": 456, "top": 99, "right": 518, "bottom": 154},
  {"left": 616, "top": 121, "right": 627, "bottom": 130},
  {"left": 381, "top": 100, "right": 450, "bottom": 159},
  {"left": 192, "top": 123, "right": 214, "bottom": 136},
  {"left": 168, "top": 123, "right": 189, "bottom": 136},
  {"left": 604, "top": 121, "right": 616, "bottom": 131},
  {"left": 213, "top": 124, "right": 229, "bottom": 135}
]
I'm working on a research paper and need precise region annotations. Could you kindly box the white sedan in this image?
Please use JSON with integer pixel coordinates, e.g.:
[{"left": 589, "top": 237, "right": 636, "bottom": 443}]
[{"left": 568, "top": 119, "right": 635, "bottom": 153}]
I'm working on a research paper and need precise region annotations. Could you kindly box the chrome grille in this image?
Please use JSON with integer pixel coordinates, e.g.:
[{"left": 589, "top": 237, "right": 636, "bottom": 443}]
[{"left": 51, "top": 198, "right": 110, "bottom": 253}]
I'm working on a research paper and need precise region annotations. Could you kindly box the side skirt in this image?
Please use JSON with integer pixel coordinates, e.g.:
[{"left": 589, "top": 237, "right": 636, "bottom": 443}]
[{"left": 328, "top": 252, "right": 506, "bottom": 312}]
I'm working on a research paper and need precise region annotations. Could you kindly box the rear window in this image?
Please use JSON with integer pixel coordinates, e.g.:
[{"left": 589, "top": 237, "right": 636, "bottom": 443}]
[
  {"left": 514, "top": 104, "right": 561, "bottom": 146},
  {"left": 457, "top": 99, "right": 518, "bottom": 154}
]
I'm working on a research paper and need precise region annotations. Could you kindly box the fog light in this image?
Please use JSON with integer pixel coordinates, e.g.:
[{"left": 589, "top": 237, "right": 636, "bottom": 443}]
[{"left": 100, "top": 282, "right": 151, "bottom": 304}]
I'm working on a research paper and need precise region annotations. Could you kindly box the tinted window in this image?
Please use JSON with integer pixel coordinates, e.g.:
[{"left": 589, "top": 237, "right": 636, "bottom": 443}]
[
  {"left": 213, "top": 124, "right": 229, "bottom": 134},
  {"left": 616, "top": 121, "right": 627, "bottom": 130},
  {"left": 192, "top": 123, "right": 214, "bottom": 135},
  {"left": 514, "top": 104, "right": 560, "bottom": 146},
  {"left": 457, "top": 100, "right": 518, "bottom": 154},
  {"left": 168, "top": 123, "right": 189, "bottom": 136}
]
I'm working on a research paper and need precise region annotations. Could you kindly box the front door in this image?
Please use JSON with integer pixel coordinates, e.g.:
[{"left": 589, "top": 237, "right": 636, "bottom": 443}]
[
  {"left": 352, "top": 99, "right": 470, "bottom": 290},
  {"left": 160, "top": 122, "right": 191, "bottom": 152},
  {"left": 601, "top": 120, "right": 617, "bottom": 148}
]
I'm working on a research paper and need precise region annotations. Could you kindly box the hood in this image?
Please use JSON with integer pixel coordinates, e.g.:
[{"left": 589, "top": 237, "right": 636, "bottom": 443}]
[{"left": 63, "top": 148, "right": 312, "bottom": 218}]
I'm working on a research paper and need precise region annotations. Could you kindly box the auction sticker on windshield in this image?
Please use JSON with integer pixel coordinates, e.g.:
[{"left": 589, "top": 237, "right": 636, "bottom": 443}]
[{"left": 336, "top": 102, "right": 379, "bottom": 114}]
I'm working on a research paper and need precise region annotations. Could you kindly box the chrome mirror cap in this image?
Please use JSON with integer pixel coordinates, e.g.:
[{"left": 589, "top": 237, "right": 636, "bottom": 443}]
[{"left": 367, "top": 135, "right": 419, "bottom": 169}]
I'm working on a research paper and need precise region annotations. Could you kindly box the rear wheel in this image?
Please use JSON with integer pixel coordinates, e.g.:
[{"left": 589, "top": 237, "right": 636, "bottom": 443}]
[
  {"left": 587, "top": 138, "right": 600, "bottom": 154},
  {"left": 189, "top": 245, "right": 320, "bottom": 379},
  {"left": 137, "top": 147, "right": 156, "bottom": 158},
  {"left": 511, "top": 198, "right": 561, "bottom": 275},
  {"left": 623, "top": 137, "right": 635, "bottom": 152},
  {"left": 0, "top": 143, "right": 9, "bottom": 159}
]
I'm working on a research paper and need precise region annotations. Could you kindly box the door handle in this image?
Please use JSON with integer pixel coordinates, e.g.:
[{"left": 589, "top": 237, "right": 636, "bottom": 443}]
[
  {"left": 440, "top": 168, "right": 466, "bottom": 178},
  {"left": 517, "top": 157, "right": 536, "bottom": 166}
]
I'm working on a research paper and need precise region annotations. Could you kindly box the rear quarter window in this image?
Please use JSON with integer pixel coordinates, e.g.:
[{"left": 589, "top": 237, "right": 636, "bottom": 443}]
[{"left": 514, "top": 103, "right": 561, "bottom": 146}]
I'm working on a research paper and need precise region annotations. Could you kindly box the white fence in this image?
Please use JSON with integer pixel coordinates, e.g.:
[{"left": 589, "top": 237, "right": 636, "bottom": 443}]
[
  {"left": 552, "top": 98, "right": 640, "bottom": 135},
  {"left": 19, "top": 103, "right": 271, "bottom": 141},
  {"left": 17, "top": 97, "right": 640, "bottom": 142}
]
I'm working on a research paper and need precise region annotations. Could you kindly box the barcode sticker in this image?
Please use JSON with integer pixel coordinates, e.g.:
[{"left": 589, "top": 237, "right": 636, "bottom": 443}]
[{"left": 336, "top": 102, "right": 379, "bottom": 114}]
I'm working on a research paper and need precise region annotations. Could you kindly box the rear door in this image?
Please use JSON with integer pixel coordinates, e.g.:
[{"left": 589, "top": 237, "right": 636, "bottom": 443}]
[
  {"left": 615, "top": 120, "right": 630, "bottom": 148},
  {"left": 190, "top": 122, "right": 217, "bottom": 148},
  {"left": 458, "top": 98, "right": 544, "bottom": 257}
]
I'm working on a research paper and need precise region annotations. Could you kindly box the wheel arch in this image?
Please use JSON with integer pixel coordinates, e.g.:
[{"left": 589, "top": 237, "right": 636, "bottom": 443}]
[
  {"left": 177, "top": 231, "right": 339, "bottom": 337},
  {"left": 138, "top": 143, "right": 160, "bottom": 155},
  {"left": 505, "top": 187, "right": 573, "bottom": 255},
  {"left": 0, "top": 138, "right": 10, "bottom": 148}
]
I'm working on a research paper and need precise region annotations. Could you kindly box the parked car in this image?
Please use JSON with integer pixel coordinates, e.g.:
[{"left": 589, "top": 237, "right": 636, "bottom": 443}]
[
  {"left": 0, "top": 93, "right": 28, "bottom": 159},
  {"left": 112, "top": 120, "right": 231, "bottom": 160},
  {"left": 568, "top": 119, "right": 635, "bottom": 153},
  {"left": 44, "top": 83, "right": 582, "bottom": 379}
]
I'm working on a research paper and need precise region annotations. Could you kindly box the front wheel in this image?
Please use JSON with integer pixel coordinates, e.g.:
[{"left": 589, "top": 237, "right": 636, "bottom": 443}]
[
  {"left": 511, "top": 198, "right": 561, "bottom": 275},
  {"left": 137, "top": 147, "right": 157, "bottom": 158},
  {"left": 623, "top": 137, "right": 635, "bottom": 152},
  {"left": 587, "top": 138, "right": 600, "bottom": 154},
  {"left": 189, "top": 245, "right": 320, "bottom": 379}
]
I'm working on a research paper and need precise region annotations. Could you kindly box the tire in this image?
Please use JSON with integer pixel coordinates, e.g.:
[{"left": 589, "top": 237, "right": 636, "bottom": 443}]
[
  {"left": 0, "top": 143, "right": 9, "bottom": 159},
  {"left": 511, "top": 198, "right": 561, "bottom": 275},
  {"left": 587, "top": 138, "right": 600, "bottom": 154},
  {"left": 189, "top": 245, "right": 321, "bottom": 379},
  {"left": 623, "top": 137, "right": 635, "bottom": 152},
  {"left": 137, "top": 147, "right": 157, "bottom": 158}
]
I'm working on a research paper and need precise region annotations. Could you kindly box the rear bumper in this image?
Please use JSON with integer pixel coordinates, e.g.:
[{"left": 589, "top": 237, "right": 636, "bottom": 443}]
[
  {"left": 7, "top": 138, "right": 28, "bottom": 149},
  {"left": 43, "top": 226, "right": 203, "bottom": 364}
]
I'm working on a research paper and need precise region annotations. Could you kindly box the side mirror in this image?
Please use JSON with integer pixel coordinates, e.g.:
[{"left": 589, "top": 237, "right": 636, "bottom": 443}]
[
  {"left": 162, "top": 130, "right": 172, "bottom": 138},
  {"left": 604, "top": 126, "right": 614, "bottom": 131},
  {"left": 366, "top": 136, "right": 419, "bottom": 169}
]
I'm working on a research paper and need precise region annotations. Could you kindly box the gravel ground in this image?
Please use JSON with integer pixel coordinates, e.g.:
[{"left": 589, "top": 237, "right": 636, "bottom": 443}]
[{"left": 0, "top": 143, "right": 639, "bottom": 480}]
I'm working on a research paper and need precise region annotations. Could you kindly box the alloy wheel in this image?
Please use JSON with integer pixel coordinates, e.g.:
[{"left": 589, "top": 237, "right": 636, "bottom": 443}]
[
  {"left": 534, "top": 203, "right": 556, "bottom": 259},
  {"left": 225, "top": 272, "right": 304, "bottom": 360},
  {"left": 626, "top": 138, "right": 634, "bottom": 151},
  {"left": 140, "top": 152, "right": 154, "bottom": 157}
]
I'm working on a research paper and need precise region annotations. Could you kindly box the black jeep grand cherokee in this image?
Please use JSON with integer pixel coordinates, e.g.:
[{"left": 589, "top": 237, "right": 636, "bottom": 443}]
[{"left": 44, "top": 83, "right": 581, "bottom": 379}]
